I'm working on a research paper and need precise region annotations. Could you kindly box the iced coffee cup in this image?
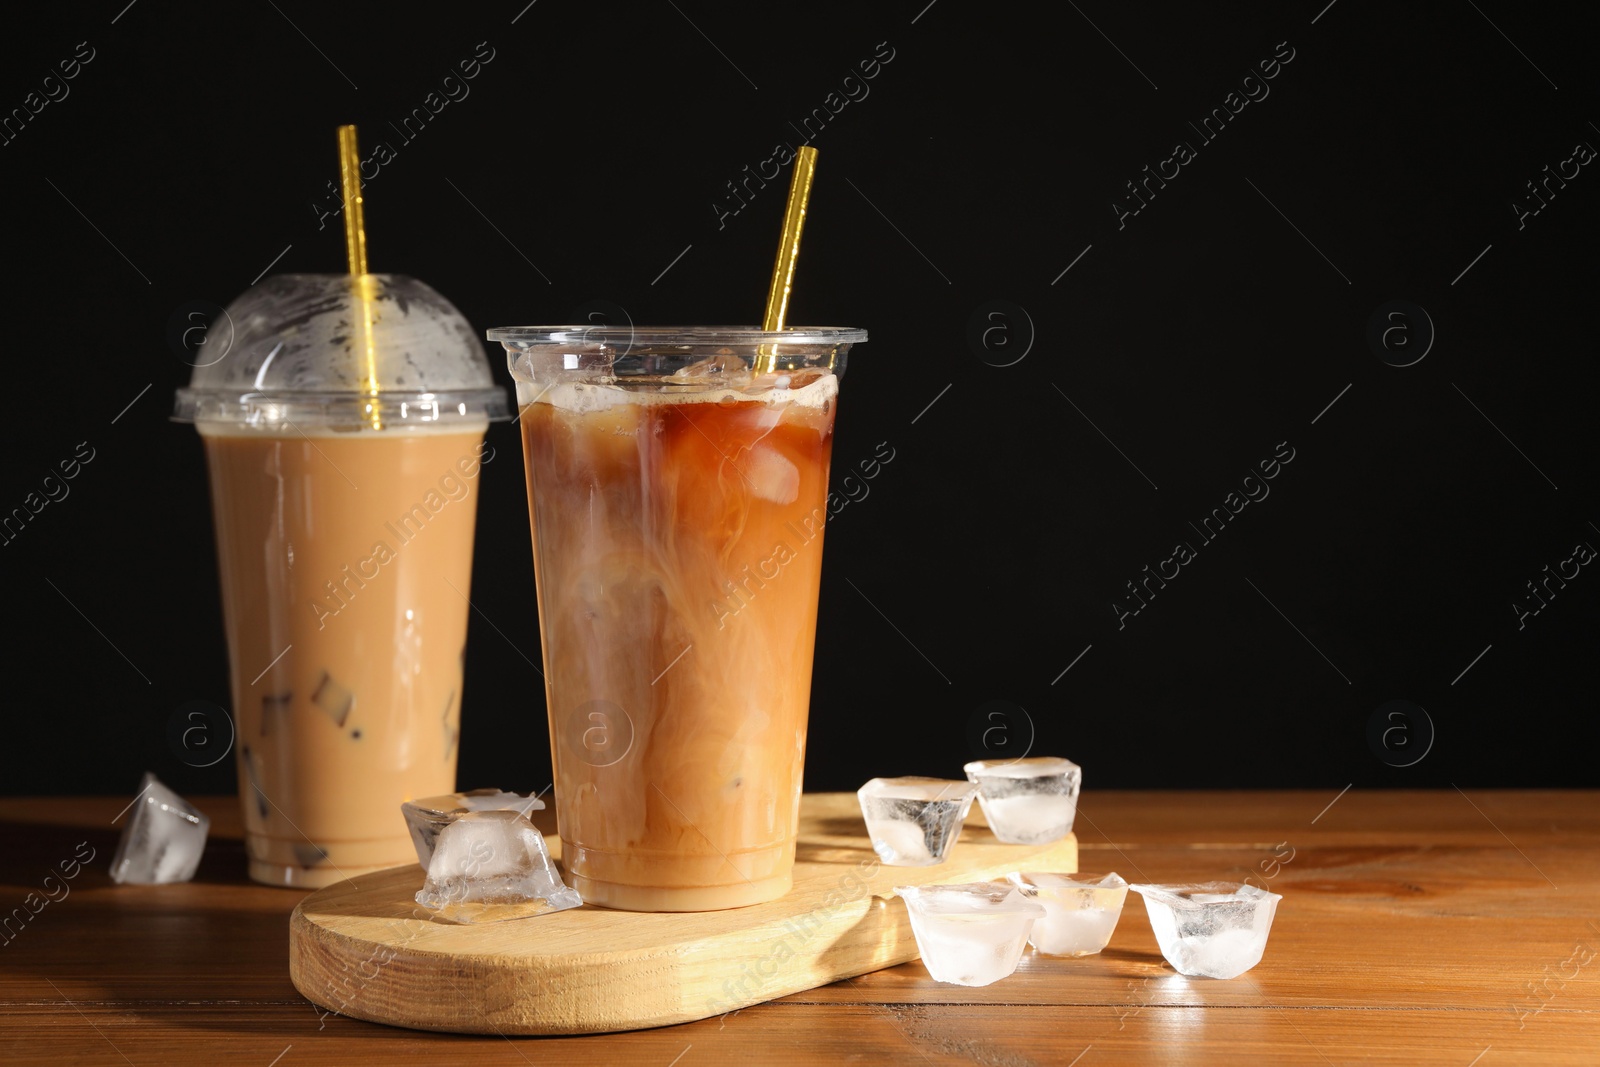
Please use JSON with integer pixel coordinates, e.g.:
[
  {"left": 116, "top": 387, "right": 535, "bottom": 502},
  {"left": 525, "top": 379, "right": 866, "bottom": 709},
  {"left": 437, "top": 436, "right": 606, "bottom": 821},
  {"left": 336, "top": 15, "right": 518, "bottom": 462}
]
[
  {"left": 491, "top": 325, "right": 866, "bottom": 911},
  {"left": 176, "top": 274, "right": 508, "bottom": 887}
]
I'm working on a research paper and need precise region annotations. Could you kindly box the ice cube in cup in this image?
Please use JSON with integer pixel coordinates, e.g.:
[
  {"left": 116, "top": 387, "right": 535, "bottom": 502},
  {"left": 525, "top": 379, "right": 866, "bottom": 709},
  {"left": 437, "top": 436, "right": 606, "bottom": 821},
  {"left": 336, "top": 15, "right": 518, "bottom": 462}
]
[
  {"left": 857, "top": 777, "right": 980, "bottom": 866},
  {"left": 401, "top": 788, "right": 547, "bottom": 867},
  {"left": 896, "top": 882, "right": 1046, "bottom": 986},
  {"left": 1130, "top": 882, "right": 1281, "bottom": 979},
  {"left": 110, "top": 772, "right": 210, "bottom": 885},
  {"left": 963, "top": 756, "right": 1082, "bottom": 844},
  {"left": 414, "top": 810, "right": 581, "bottom": 924},
  {"left": 1005, "top": 871, "right": 1128, "bottom": 956}
]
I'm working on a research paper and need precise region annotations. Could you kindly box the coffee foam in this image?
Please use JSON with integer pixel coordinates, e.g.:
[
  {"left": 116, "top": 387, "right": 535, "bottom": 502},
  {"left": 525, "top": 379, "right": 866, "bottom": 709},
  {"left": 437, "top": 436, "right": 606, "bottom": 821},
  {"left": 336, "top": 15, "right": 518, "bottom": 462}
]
[
  {"left": 518, "top": 373, "right": 838, "bottom": 414},
  {"left": 195, "top": 418, "right": 489, "bottom": 439}
]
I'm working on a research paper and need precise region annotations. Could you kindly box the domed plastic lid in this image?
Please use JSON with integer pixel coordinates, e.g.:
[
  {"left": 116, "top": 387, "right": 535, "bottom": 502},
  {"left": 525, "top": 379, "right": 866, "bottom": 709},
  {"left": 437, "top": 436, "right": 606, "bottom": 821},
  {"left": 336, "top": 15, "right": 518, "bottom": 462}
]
[{"left": 174, "top": 274, "right": 508, "bottom": 428}]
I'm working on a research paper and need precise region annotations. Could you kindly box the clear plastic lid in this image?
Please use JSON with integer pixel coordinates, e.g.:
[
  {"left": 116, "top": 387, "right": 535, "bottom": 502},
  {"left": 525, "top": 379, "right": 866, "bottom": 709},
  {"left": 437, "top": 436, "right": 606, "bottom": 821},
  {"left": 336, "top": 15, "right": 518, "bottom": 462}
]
[
  {"left": 174, "top": 274, "right": 509, "bottom": 428},
  {"left": 487, "top": 325, "right": 867, "bottom": 346},
  {"left": 487, "top": 325, "right": 866, "bottom": 392}
]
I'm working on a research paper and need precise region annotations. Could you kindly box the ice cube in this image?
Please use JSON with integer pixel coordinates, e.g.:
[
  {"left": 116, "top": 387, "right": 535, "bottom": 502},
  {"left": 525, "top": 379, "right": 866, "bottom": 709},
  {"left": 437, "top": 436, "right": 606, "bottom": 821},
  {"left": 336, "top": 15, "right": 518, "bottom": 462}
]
[
  {"left": 292, "top": 842, "right": 330, "bottom": 869},
  {"left": 109, "top": 773, "right": 210, "bottom": 885},
  {"left": 240, "top": 744, "right": 269, "bottom": 820},
  {"left": 981, "top": 795, "right": 1076, "bottom": 841},
  {"left": 414, "top": 810, "right": 580, "bottom": 924},
  {"left": 402, "top": 789, "right": 547, "bottom": 867},
  {"left": 963, "top": 756, "right": 1081, "bottom": 844},
  {"left": 311, "top": 670, "right": 353, "bottom": 727},
  {"left": 871, "top": 819, "right": 934, "bottom": 865},
  {"left": 260, "top": 691, "right": 290, "bottom": 736},
  {"left": 857, "top": 777, "right": 979, "bottom": 866},
  {"left": 441, "top": 688, "right": 459, "bottom": 760},
  {"left": 1130, "top": 882, "right": 1281, "bottom": 979},
  {"left": 743, "top": 446, "right": 799, "bottom": 504},
  {"left": 896, "top": 881, "right": 1046, "bottom": 986},
  {"left": 670, "top": 353, "right": 747, "bottom": 380},
  {"left": 458, "top": 790, "right": 545, "bottom": 814},
  {"left": 1005, "top": 871, "right": 1128, "bottom": 956}
]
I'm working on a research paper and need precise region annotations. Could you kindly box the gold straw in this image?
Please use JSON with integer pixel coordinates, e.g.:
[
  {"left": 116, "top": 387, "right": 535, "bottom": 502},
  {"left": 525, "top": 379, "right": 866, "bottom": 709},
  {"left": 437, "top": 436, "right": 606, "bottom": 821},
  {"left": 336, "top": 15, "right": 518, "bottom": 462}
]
[
  {"left": 756, "top": 146, "right": 819, "bottom": 373},
  {"left": 337, "top": 125, "right": 368, "bottom": 275},
  {"left": 337, "top": 124, "right": 381, "bottom": 430}
]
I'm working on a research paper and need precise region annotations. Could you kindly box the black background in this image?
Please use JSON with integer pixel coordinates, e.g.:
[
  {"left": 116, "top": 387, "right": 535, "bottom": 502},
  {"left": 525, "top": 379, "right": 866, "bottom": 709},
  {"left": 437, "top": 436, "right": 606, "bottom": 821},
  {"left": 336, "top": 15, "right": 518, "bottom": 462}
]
[{"left": 3, "top": 1, "right": 1596, "bottom": 801}]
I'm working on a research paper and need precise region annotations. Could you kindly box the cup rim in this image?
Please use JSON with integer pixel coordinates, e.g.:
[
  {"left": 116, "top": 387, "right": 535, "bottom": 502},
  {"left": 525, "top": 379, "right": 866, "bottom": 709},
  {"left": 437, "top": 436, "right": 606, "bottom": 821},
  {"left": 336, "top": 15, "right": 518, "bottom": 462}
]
[
  {"left": 487, "top": 325, "right": 868, "bottom": 346},
  {"left": 174, "top": 387, "right": 509, "bottom": 426}
]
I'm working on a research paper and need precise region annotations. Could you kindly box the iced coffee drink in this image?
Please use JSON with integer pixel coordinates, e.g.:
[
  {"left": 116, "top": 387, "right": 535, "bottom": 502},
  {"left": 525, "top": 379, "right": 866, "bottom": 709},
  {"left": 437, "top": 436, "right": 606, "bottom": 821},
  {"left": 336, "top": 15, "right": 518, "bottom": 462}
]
[
  {"left": 492, "top": 326, "right": 866, "bottom": 911},
  {"left": 178, "top": 274, "right": 507, "bottom": 887}
]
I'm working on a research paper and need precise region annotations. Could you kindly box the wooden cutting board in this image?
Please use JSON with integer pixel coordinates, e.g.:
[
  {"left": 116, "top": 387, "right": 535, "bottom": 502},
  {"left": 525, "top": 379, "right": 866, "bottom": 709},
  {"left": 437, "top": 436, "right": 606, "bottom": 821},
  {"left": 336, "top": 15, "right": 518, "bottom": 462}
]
[{"left": 289, "top": 792, "right": 1078, "bottom": 1034}]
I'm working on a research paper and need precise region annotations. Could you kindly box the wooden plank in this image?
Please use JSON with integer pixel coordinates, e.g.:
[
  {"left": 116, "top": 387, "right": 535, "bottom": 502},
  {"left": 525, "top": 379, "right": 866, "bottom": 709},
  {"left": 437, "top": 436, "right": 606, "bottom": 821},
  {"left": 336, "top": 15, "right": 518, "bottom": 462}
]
[
  {"left": 4, "top": 1004, "right": 1596, "bottom": 1066},
  {"left": 288, "top": 793, "right": 1077, "bottom": 1033}
]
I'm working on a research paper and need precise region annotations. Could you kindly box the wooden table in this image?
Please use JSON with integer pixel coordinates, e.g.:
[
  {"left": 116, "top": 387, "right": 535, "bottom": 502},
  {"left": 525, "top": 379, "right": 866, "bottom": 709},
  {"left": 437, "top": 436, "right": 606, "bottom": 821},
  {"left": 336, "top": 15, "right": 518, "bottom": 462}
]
[{"left": 3, "top": 791, "right": 1597, "bottom": 1065}]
